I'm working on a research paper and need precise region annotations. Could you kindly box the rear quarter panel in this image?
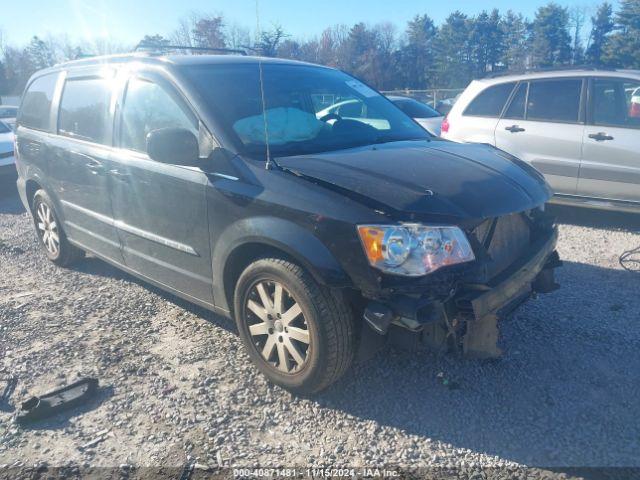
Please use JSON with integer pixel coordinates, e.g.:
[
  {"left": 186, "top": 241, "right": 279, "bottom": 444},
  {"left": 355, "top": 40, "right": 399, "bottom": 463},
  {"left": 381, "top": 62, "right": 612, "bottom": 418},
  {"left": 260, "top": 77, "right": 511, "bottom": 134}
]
[{"left": 441, "top": 81, "right": 498, "bottom": 145}]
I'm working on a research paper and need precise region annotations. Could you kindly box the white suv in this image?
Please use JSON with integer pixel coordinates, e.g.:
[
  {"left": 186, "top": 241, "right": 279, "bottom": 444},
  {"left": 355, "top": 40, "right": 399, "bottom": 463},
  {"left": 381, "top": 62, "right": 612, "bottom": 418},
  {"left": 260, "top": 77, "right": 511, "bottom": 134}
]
[{"left": 442, "top": 69, "right": 640, "bottom": 211}]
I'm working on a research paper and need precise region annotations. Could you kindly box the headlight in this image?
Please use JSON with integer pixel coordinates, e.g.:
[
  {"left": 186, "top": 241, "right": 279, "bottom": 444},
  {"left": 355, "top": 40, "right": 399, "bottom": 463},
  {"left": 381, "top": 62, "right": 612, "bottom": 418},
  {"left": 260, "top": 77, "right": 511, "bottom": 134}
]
[{"left": 357, "top": 224, "right": 475, "bottom": 276}]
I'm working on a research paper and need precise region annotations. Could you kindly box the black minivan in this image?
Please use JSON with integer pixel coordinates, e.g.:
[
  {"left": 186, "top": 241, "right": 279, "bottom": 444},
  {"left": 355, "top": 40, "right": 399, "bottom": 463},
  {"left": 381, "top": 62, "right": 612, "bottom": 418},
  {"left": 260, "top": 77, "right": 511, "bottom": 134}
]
[{"left": 15, "top": 53, "right": 560, "bottom": 393}]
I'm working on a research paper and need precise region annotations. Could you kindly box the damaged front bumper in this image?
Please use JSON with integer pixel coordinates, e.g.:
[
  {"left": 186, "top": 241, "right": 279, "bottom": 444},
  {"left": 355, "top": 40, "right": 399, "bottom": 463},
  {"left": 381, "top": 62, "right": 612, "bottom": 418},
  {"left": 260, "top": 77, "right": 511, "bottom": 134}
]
[{"left": 362, "top": 227, "right": 561, "bottom": 358}]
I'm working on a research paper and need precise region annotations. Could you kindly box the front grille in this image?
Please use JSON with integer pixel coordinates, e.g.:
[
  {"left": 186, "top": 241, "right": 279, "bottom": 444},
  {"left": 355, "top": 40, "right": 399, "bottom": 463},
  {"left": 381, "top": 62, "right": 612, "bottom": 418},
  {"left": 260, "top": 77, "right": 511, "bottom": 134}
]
[
  {"left": 0, "top": 151, "right": 13, "bottom": 159},
  {"left": 473, "top": 213, "right": 531, "bottom": 278}
]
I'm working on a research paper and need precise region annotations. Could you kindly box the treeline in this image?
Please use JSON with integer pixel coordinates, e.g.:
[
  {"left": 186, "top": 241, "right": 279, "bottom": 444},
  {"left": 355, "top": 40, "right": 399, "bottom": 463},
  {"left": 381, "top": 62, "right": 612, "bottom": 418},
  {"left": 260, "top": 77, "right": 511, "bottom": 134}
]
[{"left": 1, "top": 0, "right": 639, "bottom": 95}]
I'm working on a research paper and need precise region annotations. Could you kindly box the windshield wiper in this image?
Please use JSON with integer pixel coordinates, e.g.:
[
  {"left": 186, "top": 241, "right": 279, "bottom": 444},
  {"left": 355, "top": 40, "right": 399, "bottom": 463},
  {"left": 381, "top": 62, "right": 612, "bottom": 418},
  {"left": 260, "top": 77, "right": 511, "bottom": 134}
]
[{"left": 371, "top": 135, "right": 430, "bottom": 145}]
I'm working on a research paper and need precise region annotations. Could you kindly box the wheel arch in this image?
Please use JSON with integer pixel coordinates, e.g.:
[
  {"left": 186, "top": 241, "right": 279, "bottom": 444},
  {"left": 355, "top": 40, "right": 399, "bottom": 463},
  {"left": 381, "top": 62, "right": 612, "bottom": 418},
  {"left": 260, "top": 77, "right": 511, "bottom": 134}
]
[
  {"left": 213, "top": 216, "right": 352, "bottom": 314},
  {"left": 25, "top": 178, "right": 42, "bottom": 211}
]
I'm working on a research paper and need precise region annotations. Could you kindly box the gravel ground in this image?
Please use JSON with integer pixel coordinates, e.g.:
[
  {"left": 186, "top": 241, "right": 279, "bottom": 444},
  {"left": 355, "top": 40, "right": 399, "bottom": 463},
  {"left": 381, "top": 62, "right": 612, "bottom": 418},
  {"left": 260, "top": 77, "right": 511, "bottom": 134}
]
[{"left": 1, "top": 176, "right": 640, "bottom": 477}]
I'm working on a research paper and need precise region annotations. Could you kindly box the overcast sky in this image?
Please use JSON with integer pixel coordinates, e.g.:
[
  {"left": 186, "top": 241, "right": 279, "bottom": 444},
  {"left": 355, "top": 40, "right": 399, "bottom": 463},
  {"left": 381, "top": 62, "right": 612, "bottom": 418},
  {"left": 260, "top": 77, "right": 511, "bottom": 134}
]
[{"left": 2, "top": 0, "right": 606, "bottom": 46}]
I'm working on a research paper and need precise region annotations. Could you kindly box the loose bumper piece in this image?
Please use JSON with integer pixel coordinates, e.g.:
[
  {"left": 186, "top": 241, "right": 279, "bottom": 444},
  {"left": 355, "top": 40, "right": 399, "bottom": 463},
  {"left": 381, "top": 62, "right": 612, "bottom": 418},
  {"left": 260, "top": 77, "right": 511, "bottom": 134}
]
[{"left": 362, "top": 229, "right": 561, "bottom": 358}]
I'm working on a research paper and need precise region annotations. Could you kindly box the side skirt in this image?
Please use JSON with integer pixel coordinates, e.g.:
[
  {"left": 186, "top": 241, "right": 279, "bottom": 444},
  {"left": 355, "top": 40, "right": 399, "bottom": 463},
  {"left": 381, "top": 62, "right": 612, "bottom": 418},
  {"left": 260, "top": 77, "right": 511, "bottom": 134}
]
[{"left": 67, "top": 237, "right": 232, "bottom": 320}]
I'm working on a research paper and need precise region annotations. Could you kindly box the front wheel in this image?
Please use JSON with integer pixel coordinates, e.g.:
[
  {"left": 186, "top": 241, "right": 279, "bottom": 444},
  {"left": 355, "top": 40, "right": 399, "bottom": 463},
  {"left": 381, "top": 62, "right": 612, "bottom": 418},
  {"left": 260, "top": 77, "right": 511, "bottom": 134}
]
[
  {"left": 32, "top": 189, "right": 85, "bottom": 266},
  {"left": 234, "top": 257, "right": 355, "bottom": 394}
]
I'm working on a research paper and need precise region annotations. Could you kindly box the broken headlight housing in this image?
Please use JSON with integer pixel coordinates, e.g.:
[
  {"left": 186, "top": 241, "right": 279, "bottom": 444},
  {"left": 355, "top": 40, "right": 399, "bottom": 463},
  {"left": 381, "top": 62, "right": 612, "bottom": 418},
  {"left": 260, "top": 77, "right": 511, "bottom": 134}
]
[{"left": 357, "top": 224, "right": 475, "bottom": 276}]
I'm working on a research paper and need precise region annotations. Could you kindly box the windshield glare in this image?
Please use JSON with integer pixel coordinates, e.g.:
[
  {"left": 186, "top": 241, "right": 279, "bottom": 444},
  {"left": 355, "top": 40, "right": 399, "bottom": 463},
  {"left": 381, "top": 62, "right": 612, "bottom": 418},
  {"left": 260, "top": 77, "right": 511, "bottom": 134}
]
[{"left": 184, "top": 63, "right": 429, "bottom": 158}]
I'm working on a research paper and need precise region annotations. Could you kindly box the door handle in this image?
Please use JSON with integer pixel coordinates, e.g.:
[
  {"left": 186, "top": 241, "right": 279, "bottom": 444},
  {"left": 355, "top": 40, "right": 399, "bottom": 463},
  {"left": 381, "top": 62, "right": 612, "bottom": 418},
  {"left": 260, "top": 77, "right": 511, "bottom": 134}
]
[
  {"left": 505, "top": 125, "right": 525, "bottom": 133},
  {"left": 588, "top": 132, "right": 614, "bottom": 141}
]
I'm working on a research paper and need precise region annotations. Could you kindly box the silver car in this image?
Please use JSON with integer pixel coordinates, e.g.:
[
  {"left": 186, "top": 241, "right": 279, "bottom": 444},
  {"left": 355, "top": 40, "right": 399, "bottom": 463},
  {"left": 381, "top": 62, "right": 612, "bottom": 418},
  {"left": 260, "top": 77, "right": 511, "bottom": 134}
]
[
  {"left": 0, "top": 120, "right": 16, "bottom": 176},
  {"left": 387, "top": 95, "right": 444, "bottom": 135},
  {"left": 0, "top": 105, "right": 18, "bottom": 131},
  {"left": 442, "top": 69, "right": 640, "bottom": 212}
]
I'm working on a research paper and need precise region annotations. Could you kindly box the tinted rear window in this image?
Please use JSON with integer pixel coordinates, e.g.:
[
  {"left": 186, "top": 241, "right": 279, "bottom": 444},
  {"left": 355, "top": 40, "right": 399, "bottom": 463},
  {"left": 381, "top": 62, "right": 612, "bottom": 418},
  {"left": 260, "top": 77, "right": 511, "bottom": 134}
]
[
  {"left": 58, "top": 77, "right": 112, "bottom": 144},
  {"left": 527, "top": 79, "right": 582, "bottom": 123},
  {"left": 393, "top": 98, "right": 441, "bottom": 118},
  {"left": 464, "top": 82, "right": 515, "bottom": 117},
  {"left": 19, "top": 73, "right": 59, "bottom": 131}
]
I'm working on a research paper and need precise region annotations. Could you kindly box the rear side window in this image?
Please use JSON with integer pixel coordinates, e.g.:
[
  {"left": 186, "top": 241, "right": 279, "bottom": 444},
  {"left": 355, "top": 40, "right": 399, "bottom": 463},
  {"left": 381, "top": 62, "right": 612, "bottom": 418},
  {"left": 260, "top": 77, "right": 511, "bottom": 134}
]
[
  {"left": 120, "top": 78, "right": 197, "bottom": 153},
  {"left": 526, "top": 79, "right": 582, "bottom": 123},
  {"left": 19, "top": 73, "right": 59, "bottom": 131},
  {"left": 592, "top": 78, "right": 640, "bottom": 129},
  {"left": 58, "top": 77, "right": 112, "bottom": 144},
  {"left": 464, "top": 82, "right": 515, "bottom": 117}
]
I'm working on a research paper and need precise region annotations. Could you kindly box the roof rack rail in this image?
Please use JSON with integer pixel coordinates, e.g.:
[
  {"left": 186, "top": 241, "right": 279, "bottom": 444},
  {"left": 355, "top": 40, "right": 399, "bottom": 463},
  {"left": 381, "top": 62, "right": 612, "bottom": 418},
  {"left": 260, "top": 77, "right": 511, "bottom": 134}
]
[
  {"left": 485, "top": 64, "right": 616, "bottom": 78},
  {"left": 133, "top": 42, "right": 247, "bottom": 56}
]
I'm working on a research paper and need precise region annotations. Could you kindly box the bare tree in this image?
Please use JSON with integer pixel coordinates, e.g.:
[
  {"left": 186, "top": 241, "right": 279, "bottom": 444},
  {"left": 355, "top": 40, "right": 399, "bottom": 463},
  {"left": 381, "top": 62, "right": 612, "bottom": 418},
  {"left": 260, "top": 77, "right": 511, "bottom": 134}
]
[
  {"left": 172, "top": 15, "right": 196, "bottom": 47},
  {"left": 226, "top": 23, "right": 251, "bottom": 50},
  {"left": 569, "top": 5, "right": 588, "bottom": 64}
]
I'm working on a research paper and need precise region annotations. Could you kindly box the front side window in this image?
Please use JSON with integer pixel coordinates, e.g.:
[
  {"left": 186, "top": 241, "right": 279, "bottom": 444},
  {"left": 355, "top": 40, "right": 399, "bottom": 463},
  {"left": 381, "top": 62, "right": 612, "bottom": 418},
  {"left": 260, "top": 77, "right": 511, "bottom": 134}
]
[
  {"left": 58, "top": 77, "right": 112, "bottom": 144},
  {"left": 183, "top": 64, "right": 428, "bottom": 158},
  {"left": 19, "top": 73, "right": 59, "bottom": 131},
  {"left": 592, "top": 78, "right": 640, "bottom": 129},
  {"left": 526, "top": 79, "right": 582, "bottom": 123},
  {"left": 120, "top": 78, "right": 198, "bottom": 153},
  {"left": 463, "top": 82, "right": 515, "bottom": 118}
]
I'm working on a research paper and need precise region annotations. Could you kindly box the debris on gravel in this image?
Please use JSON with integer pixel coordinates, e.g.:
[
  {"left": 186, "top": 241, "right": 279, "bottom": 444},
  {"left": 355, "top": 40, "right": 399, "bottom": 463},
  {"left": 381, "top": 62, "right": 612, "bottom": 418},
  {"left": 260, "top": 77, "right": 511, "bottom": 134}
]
[{"left": 1, "top": 183, "right": 640, "bottom": 476}]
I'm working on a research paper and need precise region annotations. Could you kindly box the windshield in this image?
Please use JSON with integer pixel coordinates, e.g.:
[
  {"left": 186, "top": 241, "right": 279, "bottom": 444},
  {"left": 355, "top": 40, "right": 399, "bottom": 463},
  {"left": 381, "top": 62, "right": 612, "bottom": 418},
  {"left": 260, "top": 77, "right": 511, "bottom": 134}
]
[
  {"left": 392, "top": 98, "right": 441, "bottom": 118},
  {"left": 183, "top": 63, "right": 429, "bottom": 158}
]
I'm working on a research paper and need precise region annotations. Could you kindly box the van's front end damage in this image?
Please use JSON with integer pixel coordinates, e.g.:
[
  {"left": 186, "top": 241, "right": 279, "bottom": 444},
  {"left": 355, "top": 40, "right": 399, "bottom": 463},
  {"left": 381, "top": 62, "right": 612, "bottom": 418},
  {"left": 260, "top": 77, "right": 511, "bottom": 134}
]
[{"left": 362, "top": 210, "right": 561, "bottom": 358}]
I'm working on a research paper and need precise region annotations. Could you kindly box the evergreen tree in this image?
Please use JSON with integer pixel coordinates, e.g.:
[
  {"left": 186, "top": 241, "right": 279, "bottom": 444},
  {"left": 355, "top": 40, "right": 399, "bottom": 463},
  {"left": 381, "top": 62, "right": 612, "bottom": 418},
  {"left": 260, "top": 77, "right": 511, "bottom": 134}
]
[
  {"left": 501, "top": 11, "right": 530, "bottom": 70},
  {"left": 397, "top": 14, "right": 437, "bottom": 88},
  {"left": 470, "top": 9, "right": 504, "bottom": 76},
  {"left": 26, "top": 36, "right": 55, "bottom": 70},
  {"left": 434, "top": 12, "right": 473, "bottom": 87},
  {"left": 604, "top": 0, "right": 640, "bottom": 68},
  {"left": 192, "top": 16, "right": 226, "bottom": 49},
  {"left": 530, "top": 3, "right": 572, "bottom": 67},
  {"left": 139, "top": 34, "right": 170, "bottom": 49},
  {"left": 586, "top": 3, "right": 614, "bottom": 65},
  {"left": 255, "top": 26, "right": 287, "bottom": 57}
]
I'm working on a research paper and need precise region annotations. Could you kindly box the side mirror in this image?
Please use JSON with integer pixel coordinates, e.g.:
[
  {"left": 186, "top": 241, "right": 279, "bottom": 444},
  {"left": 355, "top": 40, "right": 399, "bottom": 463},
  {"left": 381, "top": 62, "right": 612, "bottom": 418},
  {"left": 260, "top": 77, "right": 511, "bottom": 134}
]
[{"left": 146, "top": 127, "right": 199, "bottom": 166}]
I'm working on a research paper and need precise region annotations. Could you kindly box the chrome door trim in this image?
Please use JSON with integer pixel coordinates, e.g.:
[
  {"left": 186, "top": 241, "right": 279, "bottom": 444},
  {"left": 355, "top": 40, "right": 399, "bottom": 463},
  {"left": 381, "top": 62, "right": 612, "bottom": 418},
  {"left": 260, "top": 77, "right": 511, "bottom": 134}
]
[{"left": 61, "top": 199, "right": 199, "bottom": 256}]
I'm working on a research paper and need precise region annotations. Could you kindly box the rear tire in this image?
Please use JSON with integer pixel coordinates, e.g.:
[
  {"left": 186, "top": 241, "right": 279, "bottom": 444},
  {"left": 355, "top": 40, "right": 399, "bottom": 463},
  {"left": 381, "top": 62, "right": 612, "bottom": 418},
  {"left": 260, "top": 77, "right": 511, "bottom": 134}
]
[
  {"left": 32, "top": 189, "right": 85, "bottom": 267},
  {"left": 234, "top": 257, "right": 354, "bottom": 394}
]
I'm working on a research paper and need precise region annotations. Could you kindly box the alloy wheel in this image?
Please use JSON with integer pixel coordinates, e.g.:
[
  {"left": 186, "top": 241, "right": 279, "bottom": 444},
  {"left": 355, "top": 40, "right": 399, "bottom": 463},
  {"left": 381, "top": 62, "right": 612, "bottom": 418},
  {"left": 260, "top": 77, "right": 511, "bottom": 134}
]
[
  {"left": 36, "top": 202, "right": 59, "bottom": 256},
  {"left": 244, "top": 280, "right": 311, "bottom": 374}
]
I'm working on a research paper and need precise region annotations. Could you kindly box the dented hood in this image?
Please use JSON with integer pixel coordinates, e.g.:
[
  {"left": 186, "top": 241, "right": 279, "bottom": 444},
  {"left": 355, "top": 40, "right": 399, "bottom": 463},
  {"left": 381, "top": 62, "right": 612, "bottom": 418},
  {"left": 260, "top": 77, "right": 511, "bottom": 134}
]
[{"left": 277, "top": 139, "right": 552, "bottom": 221}]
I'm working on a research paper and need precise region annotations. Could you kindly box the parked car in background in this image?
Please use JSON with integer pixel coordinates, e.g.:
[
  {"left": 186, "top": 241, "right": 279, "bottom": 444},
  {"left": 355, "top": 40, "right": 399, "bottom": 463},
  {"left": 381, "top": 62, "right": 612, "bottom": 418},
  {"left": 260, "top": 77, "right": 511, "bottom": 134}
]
[
  {"left": 387, "top": 95, "right": 444, "bottom": 135},
  {"left": 435, "top": 95, "right": 460, "bottom": 116},
  {"left": 442, "top": 69, "right": 640, "bottom": 212},
  {"left": 0, "top": 120, "right": 16, "bottom": 177},
  {"left": 630, "top": 86, "right": 640, "bottom": 118},
  {"left": 0, "top": 105, "right": 18, "bottom": 131},
  {"left": 15, "top": 53, "right": 560, "bottom": 393}
]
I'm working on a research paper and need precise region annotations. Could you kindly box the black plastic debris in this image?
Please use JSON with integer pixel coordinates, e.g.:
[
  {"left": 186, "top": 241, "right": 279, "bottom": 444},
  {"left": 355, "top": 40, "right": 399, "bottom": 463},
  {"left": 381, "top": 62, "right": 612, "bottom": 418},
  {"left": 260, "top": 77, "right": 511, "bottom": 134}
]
[{"left": 16, "top": 378, "right": 99, "bottom": 425}]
